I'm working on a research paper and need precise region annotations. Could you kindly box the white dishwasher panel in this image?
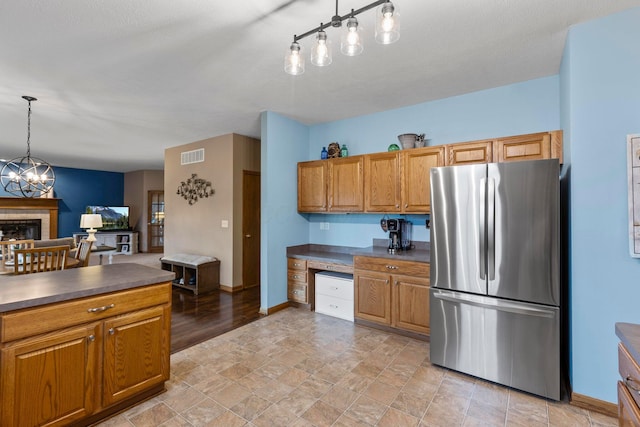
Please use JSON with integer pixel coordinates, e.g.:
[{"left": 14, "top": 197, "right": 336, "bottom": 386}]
[{"left": 315, "top": 272, "right": 354, "bottom": 322}]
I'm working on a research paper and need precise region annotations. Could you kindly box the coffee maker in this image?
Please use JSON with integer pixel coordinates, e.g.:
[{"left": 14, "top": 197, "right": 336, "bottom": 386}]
[{"left": 387, "top": 219, "right": 412, "bottom": 253}]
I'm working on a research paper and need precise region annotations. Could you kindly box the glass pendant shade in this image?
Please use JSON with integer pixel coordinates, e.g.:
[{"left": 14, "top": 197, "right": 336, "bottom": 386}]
[
  {"left": 284, "top": 41, "right": 305, "bottom": 75},
  {"left": 340, "top": 17, "right": 363, "bottom": 56},
  {"left": 310, "top": 29, "right": 332, "bottom": 66},
  {"left": 0, "top": 96, "right": 56, "bottom": 198},
  {"left": 375, "top": 1, "right": 400, "bottom": 44}
]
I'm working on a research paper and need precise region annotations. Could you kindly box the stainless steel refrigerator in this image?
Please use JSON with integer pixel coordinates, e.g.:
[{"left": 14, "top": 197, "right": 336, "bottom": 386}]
[{"left": 429, "top": 158, "right": 563, "bottom": 400}]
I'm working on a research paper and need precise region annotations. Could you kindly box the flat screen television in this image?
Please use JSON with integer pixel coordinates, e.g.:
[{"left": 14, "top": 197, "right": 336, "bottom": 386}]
[{"left": 85, "top": 206, "right": 130, "bottom": 231}]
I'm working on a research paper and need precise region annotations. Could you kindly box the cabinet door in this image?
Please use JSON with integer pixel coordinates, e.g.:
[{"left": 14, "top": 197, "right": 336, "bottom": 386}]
[
  {"left": 365, "top": 152, "right": 400, "bottom": 212},
  {"left": 494, "top": 131, "right": 562, "bottom": 163},
  {"left": 401, "top": 146, "right": 444, "bottom": 213},
  {"left": 619, "top": 380, "right": 640, "bottom": 426},
  {"left": 298, "top": 161, "right": 328, "bottom": 212},
  {"left": 328, "top": 156, "right": 364, "bottom": 212},
  {"left": 1, "top": 323, "right": 100, "bottom": 427},
  {"left": 354, "top": 270, "right": 391, "bottom": 325},
  {"left": 446, "top": 140, "right": 493, "bottom": 165},
  {"left": 103, "top": 305, "right": 170, "bottom": 407},
  {"left": 393, "top": 274, "right": 430, "bottom": 335}
]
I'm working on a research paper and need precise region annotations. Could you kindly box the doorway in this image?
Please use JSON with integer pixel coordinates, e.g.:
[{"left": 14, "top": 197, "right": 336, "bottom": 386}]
[
  {"left": 147, "top": 190, "right": 164, "bottom": 253},
  {"left": 242, "top": 171, "right": 260, "bottom": 288}
]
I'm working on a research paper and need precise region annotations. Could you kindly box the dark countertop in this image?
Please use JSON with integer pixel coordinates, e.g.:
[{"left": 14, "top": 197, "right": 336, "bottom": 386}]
[
  {"left": 287, "top": 241, "right": 430, "bottom": 265},
  {"left": 617, "top": 322, "right": 640, "bottom": 363},
  {"left": 0, "top": 263, "right": 175, "bottom": 313}
]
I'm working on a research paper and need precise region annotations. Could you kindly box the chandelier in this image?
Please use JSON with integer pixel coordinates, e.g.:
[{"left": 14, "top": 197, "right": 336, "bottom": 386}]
[
  {"left": 177, "top": 174, "right": 215, "bottom": 205},
  {"left": 0, "top": 96, "right": 55, "bottom": 198},
  {"left": 284, "top": 0, "right": 400, "bottom": 75}
]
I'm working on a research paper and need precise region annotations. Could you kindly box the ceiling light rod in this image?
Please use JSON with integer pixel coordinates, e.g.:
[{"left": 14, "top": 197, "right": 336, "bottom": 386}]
[{"left": 292, "top": 0, "right": 388, "bottom": 42}]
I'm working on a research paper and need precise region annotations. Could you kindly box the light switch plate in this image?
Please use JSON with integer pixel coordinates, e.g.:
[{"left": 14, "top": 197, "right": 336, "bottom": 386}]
[{"left": 221, "top": 220, "right": 229, "bottom": 228}]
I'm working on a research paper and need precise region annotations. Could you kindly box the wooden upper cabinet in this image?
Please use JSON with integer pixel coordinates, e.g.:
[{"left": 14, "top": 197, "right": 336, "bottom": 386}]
[
  {"left": 446, "top": 140, "right": 493, "bottom": 165},
  {"left": 401, "top": 146, "right": 445, "bottom": 213},
  {"left": 328, "top": 156, "right": 364, "bottom": 212},
  {"left": 298, "top": 160, "right": 327, "bottom": 212},
  {"left": 365, "top": 152, "right": 401, "bottom": 212},
  {"left": 494, "top": 131, "right": 563, "bottom": 163}
]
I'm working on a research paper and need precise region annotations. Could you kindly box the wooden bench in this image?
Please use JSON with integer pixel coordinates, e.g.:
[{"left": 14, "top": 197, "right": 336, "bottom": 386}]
[{"left": 160, "top": 254, "right": 220, "bottom": 295}]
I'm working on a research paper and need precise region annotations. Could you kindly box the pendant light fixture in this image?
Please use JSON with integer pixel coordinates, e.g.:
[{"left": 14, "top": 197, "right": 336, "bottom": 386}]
[
  {"left": 341, "top": 14, "right": 363, "bottom": 56},
  {"left": 0, "top": 96, "right": 55, "bottom": 198},
  {"left": 284, "top": 0, "right": 399, "bottom": 75},
  {"left": 310, "top": 26, "right": 332, "bottom": 66}
]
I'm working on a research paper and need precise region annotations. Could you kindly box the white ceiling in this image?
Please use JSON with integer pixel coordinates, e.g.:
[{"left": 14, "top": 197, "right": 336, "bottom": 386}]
[{"left": 1, "top": 0, "right": 639, "bottom": 172}]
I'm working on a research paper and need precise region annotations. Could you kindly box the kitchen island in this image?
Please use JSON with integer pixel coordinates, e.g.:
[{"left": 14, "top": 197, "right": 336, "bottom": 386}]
[{"left": 0, "top": 263, "right": 174, "bottom": 427}]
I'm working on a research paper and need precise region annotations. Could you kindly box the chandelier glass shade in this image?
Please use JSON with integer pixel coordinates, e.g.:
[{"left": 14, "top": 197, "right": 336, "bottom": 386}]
[
  {"left": 0, "top": 96, "right": 55, "bottom": 198},
  {"left": 284, "top": 0, "right": 399, "bottom": 75}
]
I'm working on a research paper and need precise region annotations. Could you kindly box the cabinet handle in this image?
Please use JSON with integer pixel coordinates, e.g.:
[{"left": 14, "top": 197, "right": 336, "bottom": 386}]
[
  {"left": 294, "top": 263, "right": 301, "bottom": 267},
  {"left": 109, "top": 328, "right": 115, "bottom": 335},
  {"left": 386, "top": 279, "right": 389, "bottom": 284},
  {"left": 87, "top": 335, "right": 95, "bottom": 342},
  {"left": 396, "top": 204, "right": 400, "bottom": 208},
  {"left": 405, "top": 203, "right": 408, "bottom": 208},
  {"left": 395, "top": 280, "right": 399, "bottom": 286},
  {"left": 386, "top": 265, "right": 398, "bottom": 270},
  {"left": 329, "top": 304, "right": 339, "bottom": 309},
  {"left": 87, "top": 303, "right": 115, "bottom": 313},
  {"left": 331, "top": 287, "right": 339, "bottom": 290},
  {"left": 326, "top": 265, "right": 333, "bottom": 270},
  {"left": 626, "top": 376, "right": 640, "bottom": 394},
  {"left": 293, "top": 275, "right": 300, "bottom": 279},
  {"left": 293, "top": 290, "right": 298, "bottom": 295}
]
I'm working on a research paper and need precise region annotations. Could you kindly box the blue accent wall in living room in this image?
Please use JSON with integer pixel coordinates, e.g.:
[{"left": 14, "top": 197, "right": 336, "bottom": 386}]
[{"left": 0, "top": 165, "right": 124, "bottom": 238}]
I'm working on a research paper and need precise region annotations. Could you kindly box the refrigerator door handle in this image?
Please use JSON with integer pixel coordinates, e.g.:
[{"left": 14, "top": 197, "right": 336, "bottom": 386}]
[
  {"left": 432, "top": 290, "right": 557, "bottom": 318},
  {"left": 487, "top": 177, "right": 495, "bottom": 280},
  {"left": 479, "top": 177, "right": 486, "bottom": 280}
]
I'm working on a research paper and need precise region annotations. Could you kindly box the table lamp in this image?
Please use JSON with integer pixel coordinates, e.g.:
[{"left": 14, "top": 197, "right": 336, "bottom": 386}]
[{"left": 80, "top": 214, "right": 103, "bottom": 242}]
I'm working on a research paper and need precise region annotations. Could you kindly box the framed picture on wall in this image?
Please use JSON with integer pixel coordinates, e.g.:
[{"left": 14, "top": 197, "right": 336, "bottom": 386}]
[
  {"left": 121, "top": 235, "right": 129, "bottom": 243},
  {"left": 121, "top": 244, "right": 129, "bottom": 253}
]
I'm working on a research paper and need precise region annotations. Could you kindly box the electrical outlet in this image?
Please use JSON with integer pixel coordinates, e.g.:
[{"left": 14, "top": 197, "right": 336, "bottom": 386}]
[
  {"left": 221, "top": 220, "right": 229, "bottom": 228},
  {"left": 320, "top": 222, "right": 330, "bottom": 230}
]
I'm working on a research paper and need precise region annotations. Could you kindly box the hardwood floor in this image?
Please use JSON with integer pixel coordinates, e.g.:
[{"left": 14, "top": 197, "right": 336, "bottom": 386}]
[{"left": 170, "top": 285, "right": 262, "bottom": 353}]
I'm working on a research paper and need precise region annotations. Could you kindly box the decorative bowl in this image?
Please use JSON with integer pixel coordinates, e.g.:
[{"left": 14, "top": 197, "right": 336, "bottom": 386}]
[
  {"left": 388, "top": 143, "right": 400, "bottom": 151},
  {"left": 398, "top": 133, "right": 418, "bottom": 149}
]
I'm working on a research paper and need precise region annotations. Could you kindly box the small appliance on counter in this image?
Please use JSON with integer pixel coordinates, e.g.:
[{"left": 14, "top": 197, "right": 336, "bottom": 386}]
[{"left": 387, "top": 218, "right": 412, "bottom": 253}]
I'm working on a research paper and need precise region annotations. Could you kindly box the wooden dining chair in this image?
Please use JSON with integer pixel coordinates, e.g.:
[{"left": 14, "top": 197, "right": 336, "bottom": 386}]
[
  {"left": 0, "top": 239, "right": 35, "bottom": 267},
  {"left": 13, "top": 245, "right": 70, "bottom": 274},
  {"left": 74, "top": 239, "right": 93, "bottom": 267}
]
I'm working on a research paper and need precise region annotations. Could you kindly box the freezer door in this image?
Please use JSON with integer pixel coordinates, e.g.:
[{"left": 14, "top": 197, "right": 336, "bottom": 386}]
[
  {"left": 488, "top": 159, "right": 560, "bottom": 305},
  {"left": 429, "top": 288, "right": 560, "bottom": 400},
  {"left": 430, "top": 163, "right": 487, "bottom": 294}
]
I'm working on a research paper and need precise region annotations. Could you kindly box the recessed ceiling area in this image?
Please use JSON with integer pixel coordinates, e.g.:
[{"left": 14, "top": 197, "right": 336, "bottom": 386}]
[{"left": 1, "top": 0, "right": 639, "bottom": 172}]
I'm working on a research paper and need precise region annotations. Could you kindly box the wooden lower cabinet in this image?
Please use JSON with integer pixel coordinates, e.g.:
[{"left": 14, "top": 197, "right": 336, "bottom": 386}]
[
  {"left": 287, "top": 258, "right": 309, "bottom": 304},
  {"left": 0, "top": 283, "right": 171, "bottom": 426},
  {"left": 354, "top": 256, "right": 430, "bottom": 335}
]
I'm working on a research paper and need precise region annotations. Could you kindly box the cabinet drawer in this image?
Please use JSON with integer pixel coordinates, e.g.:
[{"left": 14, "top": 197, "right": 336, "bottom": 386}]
[
  {"left": 288, "top": 283, "right": 308, "bottom": 303},
  {"left": 1, "top": 282, "right": 171, "bottom": 343},
  {"left": 288, "top": 258, "right": 307, "bottom": 271},
  {"left": 288, "top": 270, "right": 307, "bottom": 283},
  {"left": 316, "top": 275, "right": 354, "bottom": 301},
  {"left": 308, "top": 260, "right": 353, "bottom": 274},
  {"left": 619, "top": 343, "right": 640, "bottom": 409},
  {"left": 353, "top": 256, "right": 429, "bottom": 277},
  {"left": 315, "top": 294, "right": 354, "bottom": 322}
]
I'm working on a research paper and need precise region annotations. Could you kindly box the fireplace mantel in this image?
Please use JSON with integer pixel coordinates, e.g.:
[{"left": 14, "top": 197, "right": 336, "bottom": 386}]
[{"left": 0, "top": 197, "right": 58, "bottom": 238}]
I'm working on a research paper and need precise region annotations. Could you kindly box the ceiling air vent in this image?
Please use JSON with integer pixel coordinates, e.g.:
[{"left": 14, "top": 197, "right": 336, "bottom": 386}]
[{"left": 181, "top": 148, "right": 204, "bottom": 165}]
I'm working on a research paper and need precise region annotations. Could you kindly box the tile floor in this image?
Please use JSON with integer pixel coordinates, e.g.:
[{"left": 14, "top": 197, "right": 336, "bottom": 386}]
[{"left": 97, "top": 308, "right": 617, "bottom": 427}]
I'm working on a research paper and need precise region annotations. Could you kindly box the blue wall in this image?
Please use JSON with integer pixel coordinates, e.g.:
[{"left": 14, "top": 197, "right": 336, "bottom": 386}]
[
  {"left": 0, "top": 165, "right": 124, "bottom": 238},
  {"left": 262, "top": 76, "right": 560, "bottom": 309},
  {"left": 562, "top": 6, "right": 640, "bottom": 403},
  {"left": 260, "top": 111, "right": 310, "bottom": 312}
]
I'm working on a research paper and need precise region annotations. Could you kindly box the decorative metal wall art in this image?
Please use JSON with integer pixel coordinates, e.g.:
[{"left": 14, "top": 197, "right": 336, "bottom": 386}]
[{"left": 176, "top": 174, "right": 215, "bottom": 205}]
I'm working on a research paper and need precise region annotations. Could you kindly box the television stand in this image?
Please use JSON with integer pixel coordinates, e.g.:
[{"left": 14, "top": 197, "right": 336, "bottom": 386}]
[{"left": 73, "top": 231, "right": 138, "bottom": 260}]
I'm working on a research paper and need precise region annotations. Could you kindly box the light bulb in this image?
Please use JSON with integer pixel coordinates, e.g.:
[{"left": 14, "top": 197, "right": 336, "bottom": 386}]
[
  {"left": 375, "top": 1, "right": 400, "bottom": 44},
  {"left": 285, "top": 41, "right": 305, "bottom": 75},
  {"left": 341, "top": 17, "right": 363, "bottom": 56},
  {"left": 311, "top": 29, "right": 332, "bottom": 67}
]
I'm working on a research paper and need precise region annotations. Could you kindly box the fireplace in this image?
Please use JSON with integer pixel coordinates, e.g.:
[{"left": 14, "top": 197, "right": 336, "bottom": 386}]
[
  {"left": 0, "top": 197, "right": 59, "bottom": 240},
  {"left": 0, "top": 219, "right": 42, "bottom": 240}
]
